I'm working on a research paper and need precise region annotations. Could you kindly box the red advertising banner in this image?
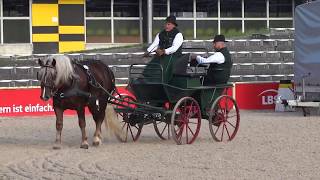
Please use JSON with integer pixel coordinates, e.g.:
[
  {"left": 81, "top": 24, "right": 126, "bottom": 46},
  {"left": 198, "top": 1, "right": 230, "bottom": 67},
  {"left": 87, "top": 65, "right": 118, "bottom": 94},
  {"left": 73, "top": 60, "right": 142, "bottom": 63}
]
[
  {"left": 235, "top": 82, "right": 279, "bottom": 109},
  {"left": 0, "top": 88, "right": 56, "bottom": 116},
  {"left": 0, "top": 87, "right": 133, "bottom": 117},
  {"left": 0, "top": 83, "right": 279, "bottom": 116}
]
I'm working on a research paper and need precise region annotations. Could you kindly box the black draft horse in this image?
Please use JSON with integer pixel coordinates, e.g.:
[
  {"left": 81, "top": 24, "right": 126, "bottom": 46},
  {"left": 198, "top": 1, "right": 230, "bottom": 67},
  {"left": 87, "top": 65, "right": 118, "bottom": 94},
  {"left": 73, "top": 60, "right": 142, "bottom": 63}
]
[{"left": 37, "top": 55, "right": 122, "bottom": 149}]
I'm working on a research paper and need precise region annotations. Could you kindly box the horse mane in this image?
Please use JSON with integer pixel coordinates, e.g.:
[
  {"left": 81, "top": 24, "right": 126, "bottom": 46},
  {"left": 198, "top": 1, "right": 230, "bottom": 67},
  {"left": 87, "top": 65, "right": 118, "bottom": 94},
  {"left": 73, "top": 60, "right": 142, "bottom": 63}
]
[{"left": 49, "top": 55, "right": 76, "bottom": 85}]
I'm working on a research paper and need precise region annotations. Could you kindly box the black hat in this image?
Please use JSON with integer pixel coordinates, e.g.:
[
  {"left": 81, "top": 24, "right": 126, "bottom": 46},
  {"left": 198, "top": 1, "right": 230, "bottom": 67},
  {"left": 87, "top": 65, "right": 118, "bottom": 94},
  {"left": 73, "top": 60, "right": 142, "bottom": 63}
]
[
  {"left": 213, "top": 34, "right": 227, "bottom": 43},
  {"left": 165, "top": 15, "right": 178, "bottom": 26}
]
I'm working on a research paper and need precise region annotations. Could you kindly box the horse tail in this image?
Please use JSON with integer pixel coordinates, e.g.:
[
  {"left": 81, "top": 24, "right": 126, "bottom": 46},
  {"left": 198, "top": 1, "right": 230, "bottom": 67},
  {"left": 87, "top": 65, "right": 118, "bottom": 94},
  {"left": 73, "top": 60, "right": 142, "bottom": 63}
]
[{"left": 104, "top": 103, "right": 125, "bottom": 141}]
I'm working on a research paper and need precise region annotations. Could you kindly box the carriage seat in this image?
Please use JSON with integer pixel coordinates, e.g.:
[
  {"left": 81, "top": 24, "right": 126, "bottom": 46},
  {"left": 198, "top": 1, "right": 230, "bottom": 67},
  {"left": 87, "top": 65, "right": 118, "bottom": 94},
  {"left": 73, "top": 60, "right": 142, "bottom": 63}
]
[
  {"left": 183, "top": 66, "right": 207, "bottom": 77},
  {"left": 172, "top": 54, "right": 207, "bottom": 78}
]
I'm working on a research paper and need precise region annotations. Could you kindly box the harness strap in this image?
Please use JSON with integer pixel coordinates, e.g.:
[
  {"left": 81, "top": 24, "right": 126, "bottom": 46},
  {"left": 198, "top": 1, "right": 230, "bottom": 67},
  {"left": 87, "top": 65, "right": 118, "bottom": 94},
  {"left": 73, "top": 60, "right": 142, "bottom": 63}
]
[
  {"left": 55, "top": 88, "right": 91, "bottom": 99},
  {"left": 85, "top": 66, "right": 100, "bottom": 88},
  {"left": 54, "top": 78, "right": 92, "bottom": 99},
  {"left": 76, "top": 62, "right": 100, "bottom": 88}
]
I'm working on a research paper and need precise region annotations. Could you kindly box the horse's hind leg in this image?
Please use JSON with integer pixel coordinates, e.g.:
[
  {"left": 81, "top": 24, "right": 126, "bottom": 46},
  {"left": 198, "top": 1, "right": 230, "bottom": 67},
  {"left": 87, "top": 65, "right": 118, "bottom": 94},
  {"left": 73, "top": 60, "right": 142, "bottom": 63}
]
[
  {"left": 92, "top": 115, "right": 103, "bottom": 146},
  {"left": 90, "top": 102, "right": 105, "bottom": 147},
  {"left": 93, "top": 122, "right": 103, "bottom": 147},
  {"left": 77, "top": 108, "right": 89, "bottom": 149},
  {"left": 53, "top": 107, "right": 64, "bottom": 149}
]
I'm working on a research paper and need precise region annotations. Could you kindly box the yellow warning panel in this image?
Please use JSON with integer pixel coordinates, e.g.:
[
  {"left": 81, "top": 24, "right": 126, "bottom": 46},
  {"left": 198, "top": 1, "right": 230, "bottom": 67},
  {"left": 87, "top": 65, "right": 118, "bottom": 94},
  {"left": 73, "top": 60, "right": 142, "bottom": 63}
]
[
  {"left": 59, "top": 41, "right": 85, "bottom": 53},
  {"left": 59, "top": 26, "right": 85, "bottom": 34},
  {"left": 32, "top": 4, "right": 59, "bottom": 26},
  {"left": 33, "top": 34, "right": 59, "bottom": 42},
  {"left": 58, "top": 0, "right": 84, "bottom": 4}
]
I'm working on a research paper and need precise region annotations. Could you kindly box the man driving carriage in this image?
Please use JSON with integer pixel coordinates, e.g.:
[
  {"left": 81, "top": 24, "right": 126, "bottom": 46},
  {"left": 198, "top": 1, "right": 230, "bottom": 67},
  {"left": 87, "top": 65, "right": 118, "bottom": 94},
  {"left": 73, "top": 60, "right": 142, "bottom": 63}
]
[
  {"left": 143, "top": 15, "right": 184, "bottom": 82},
  {"left": 190, "top": 34, "right": 233, "bottom": 86},
  {"left": 144, "top": 15, "right": 183, "bottom": 58}
]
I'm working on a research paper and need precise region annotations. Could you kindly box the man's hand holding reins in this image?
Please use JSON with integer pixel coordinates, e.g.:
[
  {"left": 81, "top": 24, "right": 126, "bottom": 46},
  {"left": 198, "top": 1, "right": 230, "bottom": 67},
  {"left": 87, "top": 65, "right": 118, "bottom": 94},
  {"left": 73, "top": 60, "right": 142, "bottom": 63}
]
[
  {"left": 143, "top": 51, "right": 151, "bottom": 57},
  {"left": 156, "top": 48, "right": 165, "bottom": 56}
]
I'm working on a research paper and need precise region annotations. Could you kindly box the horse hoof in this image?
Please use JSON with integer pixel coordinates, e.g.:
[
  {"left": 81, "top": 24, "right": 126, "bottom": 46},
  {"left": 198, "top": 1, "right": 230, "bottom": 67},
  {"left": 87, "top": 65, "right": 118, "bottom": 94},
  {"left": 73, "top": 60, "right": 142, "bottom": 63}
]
[
  {"left": 80, "top": 143, "right": 89, "bottom": 149},
  {"left": 53, "top": 143, "right": 62, "bottom": 150},
  {"left": 92, "top": 141, "right": 101, "bottom": 147},
  {"left": 92, "top": 136, "right": 101, "bottom": 147}
]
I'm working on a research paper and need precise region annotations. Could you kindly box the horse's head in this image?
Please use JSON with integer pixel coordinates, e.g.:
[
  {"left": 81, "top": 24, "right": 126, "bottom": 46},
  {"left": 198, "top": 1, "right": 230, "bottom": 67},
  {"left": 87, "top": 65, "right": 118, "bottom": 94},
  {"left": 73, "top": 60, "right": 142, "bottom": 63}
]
[
  {"left": 37, "top": 57, "right": 57, "bottom": 101},
  {"left": 37, "top": 55, "right": 76, "bottom": 101}
]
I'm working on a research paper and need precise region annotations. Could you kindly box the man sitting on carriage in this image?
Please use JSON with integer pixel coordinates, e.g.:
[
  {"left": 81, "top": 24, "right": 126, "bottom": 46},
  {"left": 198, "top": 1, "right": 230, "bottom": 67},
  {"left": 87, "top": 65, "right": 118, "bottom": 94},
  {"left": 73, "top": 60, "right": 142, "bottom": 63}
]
[
  {"left": 190, "top": 34, "right": 233, "bottom": 86},
  {"left": 143, "top": 15, "right": 184, "bottom": 83}
]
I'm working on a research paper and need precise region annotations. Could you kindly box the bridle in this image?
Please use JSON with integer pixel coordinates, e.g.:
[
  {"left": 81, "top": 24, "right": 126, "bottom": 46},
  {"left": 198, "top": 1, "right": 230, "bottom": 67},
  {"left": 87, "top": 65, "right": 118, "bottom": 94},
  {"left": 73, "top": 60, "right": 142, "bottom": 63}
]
[{"left": 37, "top": 63, "right": 56, "bottom": 91}]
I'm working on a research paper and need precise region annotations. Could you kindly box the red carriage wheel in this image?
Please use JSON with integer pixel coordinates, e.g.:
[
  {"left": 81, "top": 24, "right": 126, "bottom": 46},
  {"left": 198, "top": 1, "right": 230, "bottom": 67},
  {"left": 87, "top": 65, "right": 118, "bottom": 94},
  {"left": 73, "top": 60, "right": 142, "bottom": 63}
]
[
  {"left": 112, "top": 95, "right": 143, "bottom": 142},
  {"left": 153, "top": 118, "right": 171, "bottom": 140},
  {"left": 170, "top": 97, "right": 201, "bottom": 145},
  {"left": 153, "top": 102, "right": 171, "bottom": 140},
  {"left": 208, "top": 95, "right": 240, "bottom": 142}
]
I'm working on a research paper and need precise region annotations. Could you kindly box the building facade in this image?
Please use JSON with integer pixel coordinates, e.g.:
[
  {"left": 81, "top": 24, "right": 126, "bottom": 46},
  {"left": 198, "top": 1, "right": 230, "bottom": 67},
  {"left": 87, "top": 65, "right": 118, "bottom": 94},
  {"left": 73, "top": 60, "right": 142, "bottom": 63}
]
[{"left": 0, "top": 0, "right": 309, "bottom": 54}]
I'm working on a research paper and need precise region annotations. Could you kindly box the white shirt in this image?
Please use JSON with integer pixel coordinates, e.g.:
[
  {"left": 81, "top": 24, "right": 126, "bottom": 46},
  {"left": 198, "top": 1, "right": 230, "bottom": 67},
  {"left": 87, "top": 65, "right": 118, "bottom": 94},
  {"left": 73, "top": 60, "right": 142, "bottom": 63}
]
[
  {"left": 196, "top": 52, "right": 225, "bottom": 64},
  {"left": 147, "top": 32, "right": 184, "bottom": 55}
]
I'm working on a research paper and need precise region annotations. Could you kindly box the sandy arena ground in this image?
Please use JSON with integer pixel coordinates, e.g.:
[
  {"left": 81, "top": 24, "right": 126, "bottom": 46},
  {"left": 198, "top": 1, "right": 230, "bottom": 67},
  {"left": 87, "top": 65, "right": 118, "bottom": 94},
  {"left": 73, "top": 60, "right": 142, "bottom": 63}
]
[{"left": 0, "top": 110, "right": 320, "bottom": 180}]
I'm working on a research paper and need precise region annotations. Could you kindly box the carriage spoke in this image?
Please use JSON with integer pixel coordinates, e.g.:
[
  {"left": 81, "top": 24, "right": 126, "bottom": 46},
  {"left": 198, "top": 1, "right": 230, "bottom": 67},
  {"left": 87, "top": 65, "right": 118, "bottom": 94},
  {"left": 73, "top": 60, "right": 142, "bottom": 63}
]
[
  {"left": 185, "top": 123, "right": 189, "bottom": 144},
  {"left": 212, "top": 112, "right": 218, "bottom": 120},
  {"left": 183, "top": 101, "right": 187, "bottom": 115},
  {"left": 221, "top": 123, "right": 225, "bottom": 141},
  {"left": 223, "top": 108, "right": 227, "bottom": 119},
  {"left": 175, "top": 124, "right": 183, "bottom": 142},
  {"left": 154, "top": 120, "right": 170, "bottom": 140},
  {"left": 218, "top": 104, "right": 224, "bottom": 114},
  {"left": 221, "top": 102, "right": 227, "bottom": 116},
  {"left": 178, "top": 125, "right": 184, "bottom": 142},
  {"left": 225, "top": 108, "right": 229, "bottom": 120},
  {"left": 187, "top": 125, "right": 195, "bottom": 137},
  {"left": 214, "top": 124, "right": 220, "bottom": 135},
  {"left": 226, "top": 120, "right": 236, "bottom": 129},
  {"left": 193, "top": 106, "right": 200, "bottom": 118},
  {"left": 178, "top": 133, "right": 182, "bottom": 142},
  {"left": 227, "top": 114, "right": 237, "bottom": 118},
  {"left": 175, "top": 123, "right": 184, "bottom": 135},
  {"left": 178, "top": 123, "right": 185, "bottom": 135},
  {"left": 133, "top": 125, "right": 139, "bottom": 130},
  {"left": 160, "top": 123, "right": 168, "bottom": 136},
  {"left": 125, "top": 124, "right": 129, "bottom": 142},
  {"left": 128, "top": 125, "right": 135, "bottom": 140},
  {"left": 186, "top": 101, "right": 194, "bottom": 118},
  {"left": 122, "top": 122, "right": 126, "bottom": 130},
  {"left": 225, "top": 124, "right": 231, "bottom": 140}
]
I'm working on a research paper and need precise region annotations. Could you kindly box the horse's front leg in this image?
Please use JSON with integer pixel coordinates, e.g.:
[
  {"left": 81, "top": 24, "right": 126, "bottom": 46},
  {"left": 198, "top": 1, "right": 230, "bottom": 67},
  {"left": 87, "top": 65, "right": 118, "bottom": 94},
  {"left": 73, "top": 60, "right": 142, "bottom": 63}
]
[
  {"left": 77, "top": 108, "right": 89, "bottom": 149},
  {"left": 53, "top": 107, "right": 64, "bottom": 149}
]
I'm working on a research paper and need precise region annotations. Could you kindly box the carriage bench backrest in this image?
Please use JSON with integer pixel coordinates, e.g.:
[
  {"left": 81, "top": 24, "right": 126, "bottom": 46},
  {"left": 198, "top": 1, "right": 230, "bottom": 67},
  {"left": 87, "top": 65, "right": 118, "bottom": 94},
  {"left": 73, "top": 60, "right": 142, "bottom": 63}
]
[
  {"left": 129, "top": 63, "right": 163, "bottom": 83},
  {"left": 185, "top": 66, "right": 207, "bottom": 77}
]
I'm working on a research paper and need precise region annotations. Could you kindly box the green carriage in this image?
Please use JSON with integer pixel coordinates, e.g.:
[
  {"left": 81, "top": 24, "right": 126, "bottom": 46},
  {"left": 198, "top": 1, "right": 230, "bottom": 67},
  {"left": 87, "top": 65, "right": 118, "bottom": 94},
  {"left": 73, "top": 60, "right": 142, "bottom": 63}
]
[{"left": 112, "top": 55, "right": 240, "bottom": 144}]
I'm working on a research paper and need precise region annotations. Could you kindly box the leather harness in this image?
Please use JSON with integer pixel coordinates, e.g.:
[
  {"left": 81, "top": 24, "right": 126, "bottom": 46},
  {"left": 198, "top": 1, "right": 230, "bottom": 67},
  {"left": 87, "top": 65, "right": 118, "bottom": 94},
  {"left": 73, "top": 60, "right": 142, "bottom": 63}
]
[{"left": 54, "top": 62, "right": 98, "bottom": 100}]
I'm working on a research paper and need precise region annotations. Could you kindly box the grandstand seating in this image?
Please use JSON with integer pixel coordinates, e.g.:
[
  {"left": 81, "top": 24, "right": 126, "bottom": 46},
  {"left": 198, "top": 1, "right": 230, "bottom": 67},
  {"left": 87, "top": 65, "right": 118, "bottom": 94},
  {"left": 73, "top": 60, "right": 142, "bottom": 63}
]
[
  {"left": 0, "top": 51, "right": 294, "bottom": 86},
  {"left": 0, "top": 29, "right": 295, "bottom": 87}
]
